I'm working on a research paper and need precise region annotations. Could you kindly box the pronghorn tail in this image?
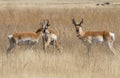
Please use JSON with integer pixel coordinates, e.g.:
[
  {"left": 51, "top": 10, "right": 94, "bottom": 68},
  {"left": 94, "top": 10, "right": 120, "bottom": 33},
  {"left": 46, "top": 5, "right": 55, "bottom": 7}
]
[{"left": 108, "top": 32, "right": 117, "bottom": 55}]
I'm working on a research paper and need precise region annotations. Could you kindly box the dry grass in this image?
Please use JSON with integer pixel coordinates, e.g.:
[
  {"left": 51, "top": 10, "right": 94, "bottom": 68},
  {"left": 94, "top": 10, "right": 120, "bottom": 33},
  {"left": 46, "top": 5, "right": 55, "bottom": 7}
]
[{"left": 0, "top": 7, "right": 120, "bottom": 78}]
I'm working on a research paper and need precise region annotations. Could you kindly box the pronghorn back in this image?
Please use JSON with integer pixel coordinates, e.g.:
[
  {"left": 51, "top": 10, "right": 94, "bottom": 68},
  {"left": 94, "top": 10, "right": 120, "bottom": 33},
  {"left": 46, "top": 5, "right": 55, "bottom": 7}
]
[
  {"left": 48, "top": 29, "right": 56, "bottom": 34},
  {"left": 84, "top": 31, "right": 110, "bottom": 40},
  {"left": 13, "top": 32, "right": 39, "bottom": 38}
]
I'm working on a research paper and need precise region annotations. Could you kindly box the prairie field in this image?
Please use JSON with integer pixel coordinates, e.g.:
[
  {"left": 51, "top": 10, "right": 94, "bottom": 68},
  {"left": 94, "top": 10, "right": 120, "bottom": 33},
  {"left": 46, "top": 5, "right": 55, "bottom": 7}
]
[{"left": 0, "top": 1, "right": 120, "bottom": 78}]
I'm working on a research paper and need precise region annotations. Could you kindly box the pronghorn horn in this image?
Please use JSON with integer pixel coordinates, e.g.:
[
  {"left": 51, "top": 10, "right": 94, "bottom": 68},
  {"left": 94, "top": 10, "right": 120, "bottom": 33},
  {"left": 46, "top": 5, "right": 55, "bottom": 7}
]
[
  {"left": 72, "top": 18, "right": 77, "bottom": 26},
  {"left": 46, "top": 19, "right": 49, "bottom": 23},
  {"left": 42, "top": 20, "right": 46, "bottom": 29},
  {"left": 46, "top": 19, "right": 50, "bottom": 27},
  {"left": 44, "top": 19, "right": 48, "bottom": 27},
  {"left": 79, "top": 18, "right": 84, "bottom": 26},
  {"left": 39, "top": 22, "right": 42, "bottom": 26},
  {"left": 45, "top": 20, "right": 47, "bottom": 24}
]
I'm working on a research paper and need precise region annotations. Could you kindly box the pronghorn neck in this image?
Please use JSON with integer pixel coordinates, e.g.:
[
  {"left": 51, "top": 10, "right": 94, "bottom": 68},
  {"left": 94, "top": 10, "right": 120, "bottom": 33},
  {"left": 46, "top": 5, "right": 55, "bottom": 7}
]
[
  {"left": 35, "top": 28, "right": 43, "bottom": 34},
  {"left": 44, "top": 28, "right": 50, "bottom": 34},
  {"left": 78, "top": 27, "right": 85, "bottom": 37}
]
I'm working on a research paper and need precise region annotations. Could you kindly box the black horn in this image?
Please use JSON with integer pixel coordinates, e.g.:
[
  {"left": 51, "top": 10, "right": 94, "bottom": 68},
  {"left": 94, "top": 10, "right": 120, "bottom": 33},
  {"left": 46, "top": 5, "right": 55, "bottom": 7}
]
[
  {"left": 46, "top": 19, "right": 50, "bottom": 27},
  {"left": 72, "top": 18, "right": 77, "bottom": 26},
  {"left": 78, "top": 18, "right": 84, "bottom": 26}
]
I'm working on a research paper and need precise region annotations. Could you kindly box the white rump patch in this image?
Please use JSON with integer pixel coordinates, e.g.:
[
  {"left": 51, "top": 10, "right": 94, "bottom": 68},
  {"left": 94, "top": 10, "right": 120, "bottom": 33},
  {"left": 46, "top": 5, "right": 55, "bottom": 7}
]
[
  {"left": 109, "top": 32, "right": 115, "bottom": 41},
  {"left": 51, "top": 34, "right": 57, "bottom": 40},
  {"left": 8, "top": 35, "right": 13, "bottom": 39}
]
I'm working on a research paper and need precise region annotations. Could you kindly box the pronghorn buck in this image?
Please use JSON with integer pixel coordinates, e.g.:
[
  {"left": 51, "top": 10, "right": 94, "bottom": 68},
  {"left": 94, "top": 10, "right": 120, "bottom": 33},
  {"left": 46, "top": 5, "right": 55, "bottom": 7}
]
[
  {"left": 7, "top": 24, "right": 44, "bottom": 53},
  {"left": 42, "top": 19, "right": 61, "bottom": 52},
  {"left": 72, "top": 18, "right": 116, "bottom": 55}
]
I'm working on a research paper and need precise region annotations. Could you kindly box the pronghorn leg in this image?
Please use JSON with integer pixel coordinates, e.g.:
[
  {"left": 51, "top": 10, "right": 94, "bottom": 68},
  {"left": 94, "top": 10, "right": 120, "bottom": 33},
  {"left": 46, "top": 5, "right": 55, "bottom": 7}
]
[
  {"left": 52, "top": 40, "right": 56, "bottom": 53},
  {"left": 55, "top": 40, "right": 62, "bottom": 53},
  {"left": 86, "top": 44, "right": 92, "bottom": 56},
  {"left": 86, "top": 39, "right": 92, "bottom": 56},
  {"left": 53, "top": 40, "right": 56, "bottom": 49},
  {"left": 42, "top": 37, "right": 45, "bottom": 50},
  {"left": 55, "top": 40, "right": 60, "bottom": 50},
  {"left": 7, "top": 44, "right": 16, "bottom": 53},
  {"left": 107, "top": 41, "right": 116, "bottom": 55},
  {"left": 44, "top": 38, "right": 51, "bottom": 52},
  {"left": 81, "top": 40, "right": 92, "bottom": 56}
]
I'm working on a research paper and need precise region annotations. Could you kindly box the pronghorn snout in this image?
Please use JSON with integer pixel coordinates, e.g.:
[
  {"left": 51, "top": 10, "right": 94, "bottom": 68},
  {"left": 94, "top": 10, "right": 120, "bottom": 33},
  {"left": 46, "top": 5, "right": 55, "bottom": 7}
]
[{"left": 76, "top": 29, "right": 79, "bottom": 33}]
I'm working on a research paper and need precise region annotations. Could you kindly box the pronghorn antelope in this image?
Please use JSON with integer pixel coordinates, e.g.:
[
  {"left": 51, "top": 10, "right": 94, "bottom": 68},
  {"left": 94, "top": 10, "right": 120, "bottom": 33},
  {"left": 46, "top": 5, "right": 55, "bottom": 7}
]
[
  {"left": 7, "top": 24, "right": 44, "bottom": 53},
  {"left": 72, "top": 18, "right": 116, "bottom": 55},
  {"left": 42, "top": 19, "right": 61, "bottom": 52}
]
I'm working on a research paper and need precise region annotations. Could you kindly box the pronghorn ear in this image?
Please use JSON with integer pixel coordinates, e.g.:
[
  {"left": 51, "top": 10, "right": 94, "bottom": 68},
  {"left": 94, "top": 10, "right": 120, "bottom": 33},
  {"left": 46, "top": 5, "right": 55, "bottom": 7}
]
[{"left": 72, "top": 18, "right": 77, "bottom": 26}]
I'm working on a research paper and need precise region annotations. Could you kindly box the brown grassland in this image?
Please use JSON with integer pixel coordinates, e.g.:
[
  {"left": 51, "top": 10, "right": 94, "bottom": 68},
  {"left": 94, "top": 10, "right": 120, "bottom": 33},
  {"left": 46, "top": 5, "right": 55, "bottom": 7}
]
[{"left": 0, "top": 5, "right": 120, "bottom": 78}]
